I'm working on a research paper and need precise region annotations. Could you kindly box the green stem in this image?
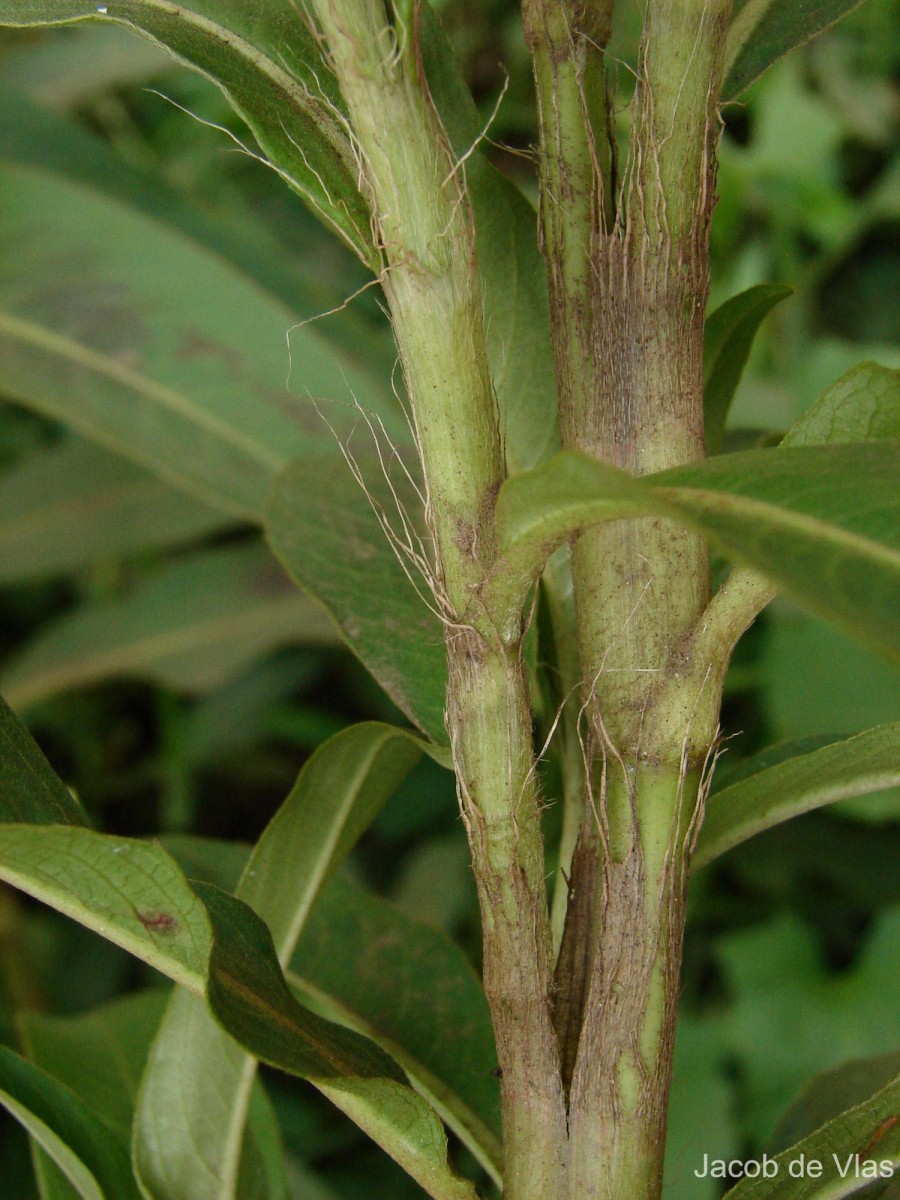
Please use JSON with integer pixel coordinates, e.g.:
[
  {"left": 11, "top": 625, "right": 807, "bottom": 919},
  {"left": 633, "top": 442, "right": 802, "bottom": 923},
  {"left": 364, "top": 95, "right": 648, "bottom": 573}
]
[{"left": 309, "top": 5, "right": 567, "bottom": 1194}]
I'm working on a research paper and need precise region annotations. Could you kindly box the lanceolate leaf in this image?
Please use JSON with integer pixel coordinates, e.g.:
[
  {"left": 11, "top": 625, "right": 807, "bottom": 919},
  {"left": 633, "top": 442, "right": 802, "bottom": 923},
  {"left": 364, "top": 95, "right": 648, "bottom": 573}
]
[
  {"left": 723, "top": 1, "right": 867, "bottom": 101},
  {"left": 492, "top": 444, "right": 900, "bottom": 664},
  {"left": 0, "top": 1046, "right": 140, "bottom": 1200},
  {"left": 0, "top": 706, "right": 475, "bottom": 1200},
  {"left": 0, "top": 3, "right": 373, "bottom": 262},
  {"left": 694, "top": 724, "right": 900, "bottom": 869},
  {"left": 136, "top": 724, "right": 422, "bottom": 1200},
  {"left": 267, "top": 456, "right": 449, "bottom": 743},
  {"left": 782, "top": 362, "right": 900, "bottom": 447},
  {"left": 722, "top": 1068, "right": 900, "bottom": 1199},
  {"left": 704, "top": 284, "right": 793, "bottom": 454},
  {"left": 0, "top": 141, "right": 380, "bottom": 519},
  {"left": 0, "top": 438, "right": 234, "bottom": 585},
  {"left": 0, "top": 542, "right": 337, "bottom": 708}
]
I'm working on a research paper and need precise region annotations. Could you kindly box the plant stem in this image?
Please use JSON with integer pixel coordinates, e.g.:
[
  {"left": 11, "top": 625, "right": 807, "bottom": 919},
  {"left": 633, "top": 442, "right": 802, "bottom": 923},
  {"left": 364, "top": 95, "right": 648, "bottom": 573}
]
[
  {"left": 525, "top": 1, "right": 733, "bottom": 1196},
  {"left": 309, "top": 4, "right": 567, "bottom": 1193}
]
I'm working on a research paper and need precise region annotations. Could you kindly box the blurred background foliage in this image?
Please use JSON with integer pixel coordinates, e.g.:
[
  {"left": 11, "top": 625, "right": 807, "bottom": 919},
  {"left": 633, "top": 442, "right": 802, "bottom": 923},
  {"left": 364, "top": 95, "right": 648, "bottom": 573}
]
[{"left": 0, "top": 2, "right": 898, "bottom": 1197}]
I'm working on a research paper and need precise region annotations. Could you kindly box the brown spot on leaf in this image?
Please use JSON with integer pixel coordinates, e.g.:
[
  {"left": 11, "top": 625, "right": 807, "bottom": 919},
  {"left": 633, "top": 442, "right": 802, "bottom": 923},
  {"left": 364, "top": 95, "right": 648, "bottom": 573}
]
[{"left": 136, "top": 910, "right": 179, "bottom": 935}]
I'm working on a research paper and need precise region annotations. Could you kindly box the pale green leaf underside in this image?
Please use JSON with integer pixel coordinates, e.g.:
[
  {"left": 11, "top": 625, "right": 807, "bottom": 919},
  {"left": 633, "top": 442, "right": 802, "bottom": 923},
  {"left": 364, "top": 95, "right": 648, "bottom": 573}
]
[
  {"left": 723, "top": 0, "right": 867, "bottom": 101},
  {"left": 0, "top": 437, "right": 234, "bottom": 584},
  {"left": 722, "top": 1068, "right": 900, "bottom": 1198},
  {"left": 0, "top": 1, "right": 373, "bottom": 261},
  {"left": 136, "top": 724, "right": 423, "bottom": 1200},
  {"left": 0, "top": 542, "right": 337, "bottom": 708},
  {"left": 694, "top": 723, "right": 900, "bottom": 869},
  {"left": 782, "top": 362, "right": 900, "bottom": 447},
  {"left": 493, "top": 444, "right": 900, "bottom": 665}
]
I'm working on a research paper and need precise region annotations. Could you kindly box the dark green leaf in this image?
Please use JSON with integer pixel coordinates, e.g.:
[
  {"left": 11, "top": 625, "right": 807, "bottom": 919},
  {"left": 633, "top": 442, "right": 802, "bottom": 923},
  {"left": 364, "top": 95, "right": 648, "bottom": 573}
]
[
  {"left": 267, "top": 456, "right": 448, "bottom": 743},
  {"left": 0, "top": 3, "right": 373, "bottom": 261},
  {"left": 704, "top": 285, "right": 793, "bottom": 454},
  {"left": 1, "top": 543, "right": 336, "bottom": 708},
  {"left": 0, "top": 1046, "right": 140, "bottom": 1200},
  {"left": 0, "top": 694, "right": 88, "bottom": 826},
  {"left": 163, "top": 833, "right": 503, "bottom": 1185},
  {"left": 290, "top": 875, "right": 503, "bottom": 1185},
  {"left": 695, "top": 724, "right": 900, "bottom": 869},
  {"left": 723, "top": 1, "right": 868, "bottom": 100}
]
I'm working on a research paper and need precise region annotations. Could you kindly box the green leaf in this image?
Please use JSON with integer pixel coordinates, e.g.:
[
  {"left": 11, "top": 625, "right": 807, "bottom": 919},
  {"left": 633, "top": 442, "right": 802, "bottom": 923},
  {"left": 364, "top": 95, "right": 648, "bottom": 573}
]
[
  {"left": 704, "top": 285, "right": 793, "bottom": 454},
  {"left": 722, "top": 1067, "right": 900, "bottom": 1198},
  {"left": 418, "top": 4, "right": 559, "bottom": 472},
  {"left": 0, "top": 437, "right": 234, "bottom": 584},
  {"left": 769, "top": 1051, "right": 900, "bottom": 1156},
  {"left": 289, "top": 875, "right": 503, "bottom": 1186},
  {"left": 21, "top": 988, "right": 290, "bottom": 1200},
  {"left": 267, "top": 456, "right": 448, "bottom": 743},
  {"left": 22, "top": 989, "right": 288, "bottom": 1200},
  {"left": 0, "top": 694, "right": 88, "bottom": 826},
  {"left": 0, "top": 707, "right": 475, "bottom": 1200},
  {"left": 0, "top": 3, "right": 373, "bottom": 262},
  {"left": 1, "top": 542, "right": 336, "bottom": 708},
  {"left": 135, "top": 724, "right": 422, "bottom": 1200},
  {"left": 782, "top": 362, "right": 900, "bottom": 447},
  {"left": 723, "top": 1, "right": 868, "bottom": 101},
  {"left": 3, "top": 24, "right": 171, "bottom": 107},
  {"left": 0, "top": 1044, "right": 141, "bottom": 1200},
  {"left": 714, "top": 910, "right": 900, "bottom": 1147},
  {"left": 0, "top": 85, "right": 395, "bottom": 386},
  {"left": 164, "top": 833, "right": 502, "bottom": 1185},
  {"left": 493, "top": 443, "right": 900, "bottom": 665},
  {"left": 694, "top": 724, "right": 900, "bottom": 869},
  {"left": 0, "top": 124, "right": 382, "bottom": 519},
  {"left": 21, "top": 991, "right": 172, "bottom": 1144}
]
